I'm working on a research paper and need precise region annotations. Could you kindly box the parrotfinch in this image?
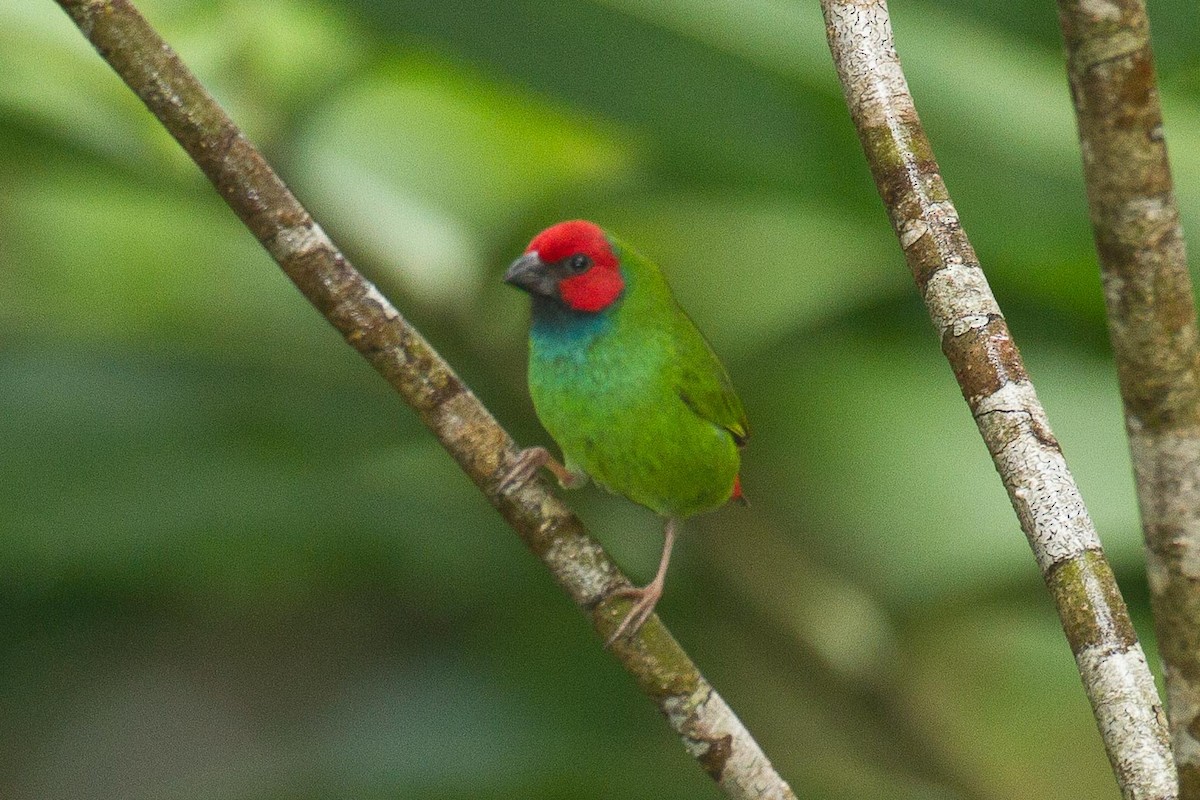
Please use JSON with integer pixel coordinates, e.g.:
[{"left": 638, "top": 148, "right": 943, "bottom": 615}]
[{"left": 502, "top": 220, "right": 747, "bottom": 643}]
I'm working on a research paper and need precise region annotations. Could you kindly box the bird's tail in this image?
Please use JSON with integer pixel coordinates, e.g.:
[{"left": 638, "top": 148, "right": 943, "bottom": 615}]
[{"left": 730, "top": 475, "right": 749, "bottom": 507}]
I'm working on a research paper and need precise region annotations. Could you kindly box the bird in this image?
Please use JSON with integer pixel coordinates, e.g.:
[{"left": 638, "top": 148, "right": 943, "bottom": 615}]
[{"left": 499, "top": 219, "right": 747, "bottom": 645}]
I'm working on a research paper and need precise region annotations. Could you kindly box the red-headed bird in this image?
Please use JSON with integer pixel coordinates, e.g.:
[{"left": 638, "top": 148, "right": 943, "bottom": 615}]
[{"left": 501, "top": 220, "right": 748, "bottom": 644}]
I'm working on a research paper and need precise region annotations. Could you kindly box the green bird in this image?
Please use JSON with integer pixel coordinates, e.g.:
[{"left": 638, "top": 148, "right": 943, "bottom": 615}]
[{"left": 501, "top": 220, "right": 748, "bottom": 644}]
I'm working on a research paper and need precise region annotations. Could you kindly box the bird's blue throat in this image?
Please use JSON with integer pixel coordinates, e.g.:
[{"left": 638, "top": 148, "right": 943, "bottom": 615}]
[{"left": 529, "top": 294, "right": 619, "bottom": 362}]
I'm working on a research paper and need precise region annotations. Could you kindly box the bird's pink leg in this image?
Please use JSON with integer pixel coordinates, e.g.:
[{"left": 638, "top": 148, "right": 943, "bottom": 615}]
[
  {"left": 497, "top": 446, "right": 581, "bottom": 494},
  {"left": 605, "top": 517, "right": 677, "bottom": 647}
]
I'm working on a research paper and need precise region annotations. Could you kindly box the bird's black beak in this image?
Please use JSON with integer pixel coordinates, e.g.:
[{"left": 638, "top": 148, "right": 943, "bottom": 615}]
[{"left": 503, "top": 251, "right": 557, "bottom": 297}]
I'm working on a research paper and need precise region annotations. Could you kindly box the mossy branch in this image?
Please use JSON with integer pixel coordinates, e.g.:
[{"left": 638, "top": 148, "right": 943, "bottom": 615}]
[
  {"left": 1055, "top": 2, "right": 1200, "bottom": 793},
  {"left": 51, "top": 0, "right": 796, "bottom": 797},
  {"left": 819, "top": 2, "right": 1176, "bottom": 798}
]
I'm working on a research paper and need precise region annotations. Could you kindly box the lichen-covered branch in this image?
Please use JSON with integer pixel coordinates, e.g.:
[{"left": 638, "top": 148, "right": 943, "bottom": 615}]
[
  {"left": 819, "top": 2, "right": 1176, "bottom": 798},
  {"left": 51, "top": 1, "right": 796, "bottom": 797},
  {"left": 1055, "top": 3, "right": 1200, "bottom": 793}
]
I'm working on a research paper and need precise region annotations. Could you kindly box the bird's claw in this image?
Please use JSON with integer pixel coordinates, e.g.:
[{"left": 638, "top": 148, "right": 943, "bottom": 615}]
[
  {"left": 603, "top": 581, "right": 664, "bottom": 648},
  {"left": 497, "top": 446, "right": 551, "bottom": 495},
  {"left": 499, "top": 446, "right": 582, "bottom": 494}
]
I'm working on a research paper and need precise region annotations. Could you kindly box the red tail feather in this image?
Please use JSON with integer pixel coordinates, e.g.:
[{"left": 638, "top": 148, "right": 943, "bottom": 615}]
[{"left": 730, "top": 475, "right": 748, "bottom": 506}]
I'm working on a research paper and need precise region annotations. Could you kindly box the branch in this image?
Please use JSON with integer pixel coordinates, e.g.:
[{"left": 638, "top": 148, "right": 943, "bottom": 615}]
[
  {"left": 1055, "top": 2, "right": 1200, "bottom": 792},
  {"left": 819, "top": 3, "right": 1176, "bottom": 798},
  {"left": 51, "top": 1, "right": 797, "bottom": 797}
]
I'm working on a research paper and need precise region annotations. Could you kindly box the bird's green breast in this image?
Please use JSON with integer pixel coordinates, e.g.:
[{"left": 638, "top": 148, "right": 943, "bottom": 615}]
[{"left": 526, "top": 247, "right": 739, "bottom": 518}]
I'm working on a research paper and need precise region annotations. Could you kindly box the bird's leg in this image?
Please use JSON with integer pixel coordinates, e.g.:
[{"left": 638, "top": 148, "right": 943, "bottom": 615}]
[
  {"left": 497, "top": 446, "right": 581, "bottom": 494},
  {"left": 604, "top": 517, "right": 678, "bottom": 647}
]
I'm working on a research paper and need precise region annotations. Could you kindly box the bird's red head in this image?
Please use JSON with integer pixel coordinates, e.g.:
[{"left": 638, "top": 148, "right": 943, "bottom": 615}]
[{"left": 504, "top": 220, "right": 624, "bottom": 312}]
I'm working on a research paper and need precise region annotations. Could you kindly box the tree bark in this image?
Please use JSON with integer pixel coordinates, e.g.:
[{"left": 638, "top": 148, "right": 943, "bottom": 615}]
[
  {"left": 1055, "top": 2, "right": 1200, "bottom": 794},
  {"left": 820, "top": 2, "right": 1177, "bottom": 798}
]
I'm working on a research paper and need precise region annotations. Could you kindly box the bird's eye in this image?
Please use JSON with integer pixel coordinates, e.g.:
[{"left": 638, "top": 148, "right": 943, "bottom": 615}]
[{"left": 567, "top": 254, "right": 591, "bottom": 273}]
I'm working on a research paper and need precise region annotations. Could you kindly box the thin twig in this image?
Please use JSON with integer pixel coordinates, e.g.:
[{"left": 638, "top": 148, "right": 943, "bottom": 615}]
[
  {"left": 51, "top": 1, "right": 797, "bottom": 797},
  {"left": 1055, "top": 2, "right": 1200, "bottom": 793},
  {"left": 819, "top": 2, "right": 1176, "bottom": 798}
]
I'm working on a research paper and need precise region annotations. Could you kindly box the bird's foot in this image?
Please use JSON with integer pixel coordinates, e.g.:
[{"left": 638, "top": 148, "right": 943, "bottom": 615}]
[
  {"left": 498, "top": 446, "right": 580, "bottom": 494},
  {"left": 498, "top": 446, "right": 549, "bottom": 494},
  {"left": 604, "top": 577, "right": 665, "bottom": 647}
]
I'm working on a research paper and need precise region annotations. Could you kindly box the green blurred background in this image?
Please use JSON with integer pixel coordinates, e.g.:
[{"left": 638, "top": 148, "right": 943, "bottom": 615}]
[{"left": 2, "top": 0, "right": 1198, "bottom": 797}]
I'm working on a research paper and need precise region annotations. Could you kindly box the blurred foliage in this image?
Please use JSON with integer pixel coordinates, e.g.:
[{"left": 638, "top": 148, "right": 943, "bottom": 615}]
[{"left": 0, "top": 0, "right": 1196, "bottom": 798}]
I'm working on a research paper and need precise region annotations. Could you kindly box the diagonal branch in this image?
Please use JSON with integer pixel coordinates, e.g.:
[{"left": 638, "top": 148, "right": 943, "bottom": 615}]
[
  {"left": 819, "top": 2, "right": 1176, "bottom": 798},
  {"left": 51, "top": 1, "right": 797, "bottom": 797},
  {"left": 1055, "top": 2, "right": 1200, "bottom": 793}
]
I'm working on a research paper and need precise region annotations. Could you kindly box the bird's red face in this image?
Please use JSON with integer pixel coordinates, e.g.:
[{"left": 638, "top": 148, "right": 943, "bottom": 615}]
[{"left": 504, "top": 220, "right": 625, "bottom": 313}]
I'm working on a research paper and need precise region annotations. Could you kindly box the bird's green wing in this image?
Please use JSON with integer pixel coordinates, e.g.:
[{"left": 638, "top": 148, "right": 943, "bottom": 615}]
[{"left": 672, "top": 309, "right": 748, "bottom": 446}]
